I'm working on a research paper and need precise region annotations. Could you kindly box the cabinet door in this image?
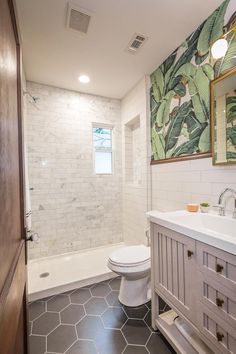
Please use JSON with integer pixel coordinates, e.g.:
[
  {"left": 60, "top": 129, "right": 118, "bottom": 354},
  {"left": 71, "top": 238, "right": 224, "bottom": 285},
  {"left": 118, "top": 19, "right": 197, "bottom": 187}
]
[{"left": 152, "top": 224, "right": 196, "bottom": 321}]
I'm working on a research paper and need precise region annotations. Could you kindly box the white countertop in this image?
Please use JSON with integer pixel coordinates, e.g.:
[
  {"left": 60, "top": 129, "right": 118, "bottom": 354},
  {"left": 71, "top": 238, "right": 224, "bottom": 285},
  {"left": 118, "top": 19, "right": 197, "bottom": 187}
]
[{"left": 147, "top": 210, "right": 236, "bottom": 255}]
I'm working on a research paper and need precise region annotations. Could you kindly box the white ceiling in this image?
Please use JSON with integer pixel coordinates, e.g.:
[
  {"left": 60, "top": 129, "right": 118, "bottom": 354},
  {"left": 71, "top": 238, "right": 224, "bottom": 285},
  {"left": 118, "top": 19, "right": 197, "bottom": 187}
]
[{"left": 16, "top": 0, "right": 223, "bottom": 99}]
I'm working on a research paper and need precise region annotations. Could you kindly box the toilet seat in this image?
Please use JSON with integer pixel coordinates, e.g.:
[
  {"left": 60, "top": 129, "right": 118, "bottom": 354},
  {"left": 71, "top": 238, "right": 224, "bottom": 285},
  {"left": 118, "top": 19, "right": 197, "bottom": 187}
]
[{"left": 108, "top": 245, "right": 150, "bottom": 267}]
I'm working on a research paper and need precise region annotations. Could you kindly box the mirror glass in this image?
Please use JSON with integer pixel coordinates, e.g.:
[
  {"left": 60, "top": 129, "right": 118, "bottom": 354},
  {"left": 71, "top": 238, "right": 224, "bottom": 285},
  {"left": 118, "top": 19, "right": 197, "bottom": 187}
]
[{"left": 211, "top": 67, "right": 236, "bottom": 165}]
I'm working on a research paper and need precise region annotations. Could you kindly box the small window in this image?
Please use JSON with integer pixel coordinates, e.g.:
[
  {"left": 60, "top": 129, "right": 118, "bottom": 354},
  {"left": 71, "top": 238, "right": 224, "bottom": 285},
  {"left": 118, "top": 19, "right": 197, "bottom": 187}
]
[{"left": 93, "top": 125, "right": 113, "bottom": 174}]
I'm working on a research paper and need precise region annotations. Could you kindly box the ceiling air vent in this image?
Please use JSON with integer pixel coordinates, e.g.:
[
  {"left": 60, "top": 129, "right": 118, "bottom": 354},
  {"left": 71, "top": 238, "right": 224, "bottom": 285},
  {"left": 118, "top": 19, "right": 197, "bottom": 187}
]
[
  {"left": 126, "top": 33, "right": 148, "bottom": 54},
  {"left": 67, "top": 2, "right": 91, "bottom": 34}
]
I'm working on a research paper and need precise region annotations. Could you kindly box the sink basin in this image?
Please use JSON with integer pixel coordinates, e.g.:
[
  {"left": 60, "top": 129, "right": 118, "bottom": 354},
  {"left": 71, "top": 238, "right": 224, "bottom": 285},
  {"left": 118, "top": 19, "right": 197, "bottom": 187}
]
[{"left": 147, "top": 210, "right": 236, "bottom": 254}]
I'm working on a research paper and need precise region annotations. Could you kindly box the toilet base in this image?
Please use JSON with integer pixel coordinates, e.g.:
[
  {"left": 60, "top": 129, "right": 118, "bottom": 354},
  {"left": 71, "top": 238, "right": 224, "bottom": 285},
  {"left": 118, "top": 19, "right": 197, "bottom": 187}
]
[{"left": 118, "top": 275, "right": 151, "bottom": 307}]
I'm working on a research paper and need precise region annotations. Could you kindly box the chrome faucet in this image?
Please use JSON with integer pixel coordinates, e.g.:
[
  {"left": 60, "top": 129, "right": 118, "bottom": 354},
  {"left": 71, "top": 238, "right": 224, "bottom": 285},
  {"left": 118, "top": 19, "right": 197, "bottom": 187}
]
[{"left": 215, "top": 188, "right": 236, "bottom": 218}]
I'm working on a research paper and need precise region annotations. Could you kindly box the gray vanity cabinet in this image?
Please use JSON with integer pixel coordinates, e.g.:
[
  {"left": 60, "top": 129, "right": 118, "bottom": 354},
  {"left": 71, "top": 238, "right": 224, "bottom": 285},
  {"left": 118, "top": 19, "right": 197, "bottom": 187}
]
[
  {"left": 152, "top": 224, "right": 196, "bottom": 322},
  {"left": 151, "top": 223, "right": 236, "bottom": 354}
]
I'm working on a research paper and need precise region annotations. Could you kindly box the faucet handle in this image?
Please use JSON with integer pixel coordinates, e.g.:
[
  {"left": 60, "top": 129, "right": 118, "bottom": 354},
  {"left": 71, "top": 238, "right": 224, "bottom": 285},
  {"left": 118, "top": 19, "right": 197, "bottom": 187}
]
[{"left": 213, "top": 204, "right": 225, "bottom": 216}]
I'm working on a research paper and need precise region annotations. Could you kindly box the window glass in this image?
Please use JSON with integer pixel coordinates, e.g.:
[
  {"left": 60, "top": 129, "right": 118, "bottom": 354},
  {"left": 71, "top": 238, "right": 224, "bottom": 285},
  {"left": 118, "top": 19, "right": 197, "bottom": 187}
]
[{"left": 93, "top": 126, "right": 113, "bottom": 174}]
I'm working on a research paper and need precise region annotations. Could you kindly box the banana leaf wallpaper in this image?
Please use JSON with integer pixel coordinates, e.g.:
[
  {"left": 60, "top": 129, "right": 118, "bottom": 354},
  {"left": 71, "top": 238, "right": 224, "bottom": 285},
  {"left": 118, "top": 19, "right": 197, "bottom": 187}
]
[
  {"left": 150, "top": 0, "right": 236, "bottom": 163},
  {"left": 226, "top": 91, "right": 236, "bottom": 160}
]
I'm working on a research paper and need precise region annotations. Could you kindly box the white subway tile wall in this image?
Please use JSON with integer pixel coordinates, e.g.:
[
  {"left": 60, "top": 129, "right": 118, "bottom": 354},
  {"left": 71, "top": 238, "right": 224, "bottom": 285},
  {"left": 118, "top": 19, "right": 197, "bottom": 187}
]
[
  {"left": 121, "top": 77, "right": 151, "bottom": 246},
  {"left": 26, "top": 82, "right": 122, "bottom": 259},
  {"left": 151, "top": 158, "right": 236, "bottom": 212}
]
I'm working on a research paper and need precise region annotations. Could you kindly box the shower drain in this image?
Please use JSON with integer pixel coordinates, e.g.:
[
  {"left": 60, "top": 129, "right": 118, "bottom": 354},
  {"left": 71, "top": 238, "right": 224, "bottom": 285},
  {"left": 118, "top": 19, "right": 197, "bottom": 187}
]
[{"left": 40, "top": 272, "right": 50, "bottom": 278}]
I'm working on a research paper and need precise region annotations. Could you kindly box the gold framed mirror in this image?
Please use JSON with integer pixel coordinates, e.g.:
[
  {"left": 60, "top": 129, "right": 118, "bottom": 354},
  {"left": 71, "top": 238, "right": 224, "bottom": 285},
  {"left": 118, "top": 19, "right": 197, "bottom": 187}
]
[{"left": 211, "top": 66, "right": 236, "bottom": 165}]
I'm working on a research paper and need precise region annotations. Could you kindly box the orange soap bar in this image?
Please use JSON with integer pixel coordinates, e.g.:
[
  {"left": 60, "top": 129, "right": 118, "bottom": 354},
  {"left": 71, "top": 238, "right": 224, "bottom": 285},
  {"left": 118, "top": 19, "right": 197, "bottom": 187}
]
[{"left": 186, "top": 204, "right": 199, "bottom": 212}]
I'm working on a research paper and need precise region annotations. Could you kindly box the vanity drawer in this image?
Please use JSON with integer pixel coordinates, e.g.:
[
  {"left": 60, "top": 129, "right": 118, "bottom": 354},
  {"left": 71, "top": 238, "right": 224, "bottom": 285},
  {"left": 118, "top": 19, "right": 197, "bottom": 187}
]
[
  {"left": 198, "top": 273, "right": 236, "bottom": 328},
  {"left": 197, "top": 304, "right": 236, "bottom": 354},
  {"left": 196, "top": 241, "right": 236, "bottom": 292}
]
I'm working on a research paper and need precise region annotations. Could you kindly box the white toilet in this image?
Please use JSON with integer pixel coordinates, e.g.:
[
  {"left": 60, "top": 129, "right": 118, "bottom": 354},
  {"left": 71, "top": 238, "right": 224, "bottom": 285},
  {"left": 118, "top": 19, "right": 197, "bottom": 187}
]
[{"left": 108, "top": 245, "right": 151, "bottom": 307}]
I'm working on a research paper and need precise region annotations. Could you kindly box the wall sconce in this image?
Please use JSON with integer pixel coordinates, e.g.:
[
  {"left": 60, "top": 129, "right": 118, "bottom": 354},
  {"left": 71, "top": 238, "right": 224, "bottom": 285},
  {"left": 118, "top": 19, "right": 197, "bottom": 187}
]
[{"left": 211, "top": 25, "right": 236, "bottom": 59}]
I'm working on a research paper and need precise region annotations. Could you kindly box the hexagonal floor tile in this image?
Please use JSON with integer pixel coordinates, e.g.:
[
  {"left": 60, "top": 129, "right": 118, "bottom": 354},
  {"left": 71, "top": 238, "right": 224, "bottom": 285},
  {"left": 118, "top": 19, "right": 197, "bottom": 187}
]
[
  {"left": 95, "top": 328, "right": 126, "bottom": 354},
  {"left": 144, "top": 310, "right": 152, "bottom": 329},
  {"left": 159, "top": 297, "right": 170, "bottom": 313},
  {"left": 47, "top": 324, "right": 77, "bottom": 353},
  {"left": 122, "top": 319, "right": 151, "bottom": 345},
  {"left": 76, "top": 315, "right": 104, "bottom": 340},
  {"left": 106, "top": 291, "right": 122, "bottom": 307},
  {"left": 61, "top": 304, "right": 85, "bottom": 324},
  {"left": 32, "top": 312, "right": 60, "bottom": 335},
  {"left": 123, "top": 345, "right": 149, "bottom": 354},
  {"left": 123, "top": 304, "right": 148, "bottom": 319},
  {"left": 70, "top": 288, "right": 91, "bottom": 304},
  {"left": 102, "top": 307, "right": 127, "bottom": 329},
  {"left": 91, "top": 282, "right": 111, "bottom": 297},
  {"left": 147, "top": 333, "right": 175, "bottom": 354},
  {"left": 29, "top": 335, "right": 46, "bottom": 354},
  {"left": 85, "top": 297, "right": 108, "bottom": 315},
  {"left": 47, "top": 294, "right": 70, "bottom": 312},
  {"left": 109, "top": 277, "right": 121, "bottom": 290},
  {"left": 28, "top": 301, "right": 46, "bottom": 321},
  {"left": 65, "top": 339, "right": 97, "bottom": 354}
]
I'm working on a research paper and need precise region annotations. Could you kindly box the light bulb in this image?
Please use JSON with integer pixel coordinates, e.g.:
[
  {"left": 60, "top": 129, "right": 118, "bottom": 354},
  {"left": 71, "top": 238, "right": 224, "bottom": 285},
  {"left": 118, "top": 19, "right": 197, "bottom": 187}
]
[
  {"left": 78, "top": 75, "right": 90, "bottom": 83},
  {"left": 211, "top": 38, "right": 228, "bottom": 59}
]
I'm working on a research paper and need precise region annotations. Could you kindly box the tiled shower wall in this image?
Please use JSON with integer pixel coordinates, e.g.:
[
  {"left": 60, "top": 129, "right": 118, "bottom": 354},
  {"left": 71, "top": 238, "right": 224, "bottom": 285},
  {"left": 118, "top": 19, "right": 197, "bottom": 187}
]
[{"left": 26, "top": 82, "right": 122, "bottom": 259}]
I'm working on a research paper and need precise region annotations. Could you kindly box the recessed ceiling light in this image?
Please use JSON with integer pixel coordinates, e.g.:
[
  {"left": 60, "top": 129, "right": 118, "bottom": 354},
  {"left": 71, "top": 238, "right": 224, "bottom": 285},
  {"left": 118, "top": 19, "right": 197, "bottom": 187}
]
[{"left": 79, "top": 75, "right": 90, "bottom": 83}]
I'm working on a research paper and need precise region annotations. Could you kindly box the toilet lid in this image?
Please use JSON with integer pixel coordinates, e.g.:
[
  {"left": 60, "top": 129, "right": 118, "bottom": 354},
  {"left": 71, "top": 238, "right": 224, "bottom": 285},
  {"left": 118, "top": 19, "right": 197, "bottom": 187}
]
[{"left": 109, "top": 245, "right": 150, "bottom": 266}]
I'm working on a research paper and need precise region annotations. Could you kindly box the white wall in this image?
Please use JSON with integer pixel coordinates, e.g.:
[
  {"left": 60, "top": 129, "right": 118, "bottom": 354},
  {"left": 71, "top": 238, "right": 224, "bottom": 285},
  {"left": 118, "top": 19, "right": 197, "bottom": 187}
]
[
  {"left": 151, "top": 158, "right": 236, "bottom": 213},
  {"left": 121, "top": 77, "right": 151, "bottom": 246},
  {"left": 26, "top": 82, "right": 123, "bottom": 259}
]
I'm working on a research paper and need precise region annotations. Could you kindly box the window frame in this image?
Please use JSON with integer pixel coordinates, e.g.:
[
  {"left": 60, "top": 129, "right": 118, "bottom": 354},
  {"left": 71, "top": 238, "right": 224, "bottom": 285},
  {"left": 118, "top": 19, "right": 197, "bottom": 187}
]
[{"left": 92, "top": 123, "right": 114, "bottom": 175}]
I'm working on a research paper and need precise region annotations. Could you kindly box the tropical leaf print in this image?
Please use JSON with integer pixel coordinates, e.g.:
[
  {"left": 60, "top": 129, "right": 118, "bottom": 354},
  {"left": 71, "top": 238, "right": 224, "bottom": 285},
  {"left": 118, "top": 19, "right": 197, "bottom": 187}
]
[
  {"left": 197, "top": 0, "right": 229, "bottom": 56},
  {"left": 226, "top": 96, "right": 236, "bottom": 123},
  {"left": 150, "top": 0, "right": 234, "bottom": 161}
]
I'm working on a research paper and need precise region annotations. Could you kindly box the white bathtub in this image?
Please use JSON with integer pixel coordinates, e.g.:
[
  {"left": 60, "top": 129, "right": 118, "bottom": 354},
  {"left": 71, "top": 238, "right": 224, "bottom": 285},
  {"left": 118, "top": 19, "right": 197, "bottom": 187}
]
[{"left": 28, "top": 243, "right": 125, "bottom": 301}]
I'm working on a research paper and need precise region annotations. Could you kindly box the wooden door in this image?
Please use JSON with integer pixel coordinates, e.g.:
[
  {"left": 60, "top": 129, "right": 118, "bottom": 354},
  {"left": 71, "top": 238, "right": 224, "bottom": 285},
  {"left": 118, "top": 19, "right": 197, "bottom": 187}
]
[
  {"left": 152, "top": 224, "right": 196, "bottom": 322},
  {"left": 0, "top": 0, "right": 27, "bottom": 353}
]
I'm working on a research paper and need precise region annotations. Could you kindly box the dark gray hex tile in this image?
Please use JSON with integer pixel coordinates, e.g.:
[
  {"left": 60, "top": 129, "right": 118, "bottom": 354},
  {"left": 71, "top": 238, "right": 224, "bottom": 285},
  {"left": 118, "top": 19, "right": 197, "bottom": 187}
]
[
  {"left": 109, "top": 277, "right": 121, "bottom": 290},
  {"left": 101, "top": 307, "right": 127, "bottom": 329},
  {"left": 85, "top": 297, "right": 108, "bottom": 315},
  {"left": 70, "top": 288, "right": 91, "bottom": 304},
  {"left": 47, "top": 294, "right": 70, "bottom": 312},
  {"left": 32, "top": 312, "right": 60, "bottom": 335},
  {"left": 159, "top": 297, "right": 171, "bottom": 313},
  {"left": 76, "top": 315, "right": 104, "bottom": 340},
  {"left": 146, "top": 301, "right": 151, "bottom": 309},
  {"left": 122, "top": 319, "right": 151, "bottom": 345},
  {"left": 123, "top": 345, "right": 149, "bottom": 354},
  {"left": 106, "top": 291, "right": 122, "bottom": 307},
  {"left": 95, "top": 328, "right": 126, "bottom": 354},
  {"left": 61, "top": 304, "right": 85, "bottom": 324},
  {"left": 144, "top": 310, "right": 152, "bottom": 330},
  {"left": 47, "top": 324, "right": 77, "bottom": 353},
  {"left": 28, "top": 301, "right": 46, "bottom": 321},
  {"left": 147, "top": 333, "right": 176, "bottom": 354},
  {"left": 123, "top": 304, "right": 148, "bottom": 319},
  {"left": 91, "top": 282, "right": 111, "bottom": 297},
  {"left": 29, "top": 335, "right": 46, "bottom": 354},
  {"left": 65, "top": 339, "right": 97, "bottom": 354}
]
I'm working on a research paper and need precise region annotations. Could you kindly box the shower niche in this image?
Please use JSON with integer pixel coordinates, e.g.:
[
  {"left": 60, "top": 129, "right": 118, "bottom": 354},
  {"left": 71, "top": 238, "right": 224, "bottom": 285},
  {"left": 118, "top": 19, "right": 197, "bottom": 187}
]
[{"left": 124, "top": 115, "right": 141, "bottom": 185}]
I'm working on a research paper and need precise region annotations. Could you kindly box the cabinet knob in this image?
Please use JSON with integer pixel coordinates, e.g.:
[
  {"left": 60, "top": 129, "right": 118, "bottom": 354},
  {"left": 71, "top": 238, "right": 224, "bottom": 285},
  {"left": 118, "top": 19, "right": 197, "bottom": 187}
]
[
  {"left": 216, "top": 332, "right": 224, "bottom": 342},
  {"left": 216, "top": 264, "right": 224, "bottom": 273},
  {"left": 187, "top": 250, "right": 194, "bottom": 258},
  {"left": 216, "top": 298, "right": 224, "bottom": 307}
]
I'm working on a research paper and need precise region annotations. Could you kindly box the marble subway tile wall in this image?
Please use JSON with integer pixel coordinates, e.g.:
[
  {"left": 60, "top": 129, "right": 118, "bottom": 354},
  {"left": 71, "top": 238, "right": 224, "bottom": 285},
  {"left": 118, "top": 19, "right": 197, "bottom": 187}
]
[{"left": 26, "top": 82, "right": 122, "bottom": 259}]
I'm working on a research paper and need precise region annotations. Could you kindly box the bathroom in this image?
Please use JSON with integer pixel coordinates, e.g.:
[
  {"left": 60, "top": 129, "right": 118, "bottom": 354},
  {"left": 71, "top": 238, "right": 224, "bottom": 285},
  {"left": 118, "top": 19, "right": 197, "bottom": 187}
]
[{"left": 0, "top": 0, "right": 236, "bottom": 353}]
